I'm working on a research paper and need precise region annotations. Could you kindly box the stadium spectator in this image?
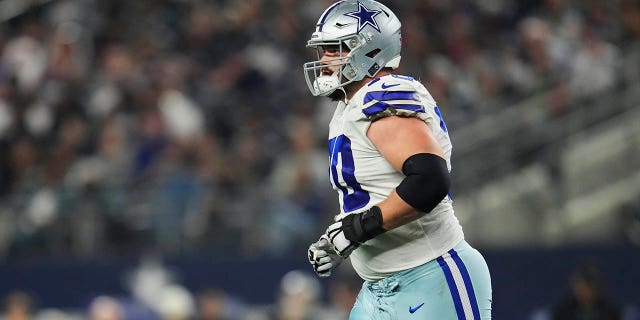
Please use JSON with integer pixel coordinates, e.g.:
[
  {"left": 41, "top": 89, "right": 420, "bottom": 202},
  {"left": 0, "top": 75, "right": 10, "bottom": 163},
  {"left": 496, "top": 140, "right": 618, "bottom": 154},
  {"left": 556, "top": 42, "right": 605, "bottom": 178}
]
[
  {"left": 552, "top": 263, "right": 622, "bottom": 320},
  {"left": 195, "top": 288, "right": 245, "bottom": 320},
  {"left": 87, "top": 296, "right": 124, "bottom": 320},
  {"left": 1, "top": 291, "right": 34, "bottom": 320},
  {"left": 272, "top": 270, "right": 323, "bottom": 320}
]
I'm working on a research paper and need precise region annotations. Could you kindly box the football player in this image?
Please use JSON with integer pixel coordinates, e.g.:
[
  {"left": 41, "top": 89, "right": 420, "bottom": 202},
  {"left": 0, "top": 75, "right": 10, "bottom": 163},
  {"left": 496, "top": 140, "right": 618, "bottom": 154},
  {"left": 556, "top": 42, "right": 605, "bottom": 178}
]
[{"left": 305, "top": 1, "right": 493, "bottom": 319}]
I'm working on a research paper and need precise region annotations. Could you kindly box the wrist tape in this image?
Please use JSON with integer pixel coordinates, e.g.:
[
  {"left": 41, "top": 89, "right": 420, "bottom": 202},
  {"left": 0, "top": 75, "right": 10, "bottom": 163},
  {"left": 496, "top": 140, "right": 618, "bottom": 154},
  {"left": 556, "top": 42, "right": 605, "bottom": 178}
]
[{"left": 342, "top": 206, "right": 386, "bottom": 243}]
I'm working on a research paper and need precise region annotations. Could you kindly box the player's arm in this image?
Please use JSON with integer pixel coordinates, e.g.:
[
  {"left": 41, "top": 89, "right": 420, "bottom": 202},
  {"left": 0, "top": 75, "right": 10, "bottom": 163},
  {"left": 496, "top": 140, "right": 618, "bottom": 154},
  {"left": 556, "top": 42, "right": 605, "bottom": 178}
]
[
  {"left": 367, "top": 115, "right": 448, "bottom": 230},
  {"left": 325, "top": 115, "right": 450, "bottom": 256}
]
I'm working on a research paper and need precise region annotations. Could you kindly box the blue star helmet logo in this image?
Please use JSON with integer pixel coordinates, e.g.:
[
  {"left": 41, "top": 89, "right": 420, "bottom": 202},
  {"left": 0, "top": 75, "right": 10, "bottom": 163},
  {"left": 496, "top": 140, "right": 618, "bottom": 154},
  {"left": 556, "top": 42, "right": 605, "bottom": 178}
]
[{"left": 344, "top": 1, "right": 382, "bottom": 33}]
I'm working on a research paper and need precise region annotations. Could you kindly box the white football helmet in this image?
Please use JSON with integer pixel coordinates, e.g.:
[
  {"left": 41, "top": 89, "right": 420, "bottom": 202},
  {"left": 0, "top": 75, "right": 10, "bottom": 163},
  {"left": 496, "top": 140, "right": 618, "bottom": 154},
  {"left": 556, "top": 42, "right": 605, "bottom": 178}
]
[{"left": 303, "top": 0, "right": 402, "bottom": 96}]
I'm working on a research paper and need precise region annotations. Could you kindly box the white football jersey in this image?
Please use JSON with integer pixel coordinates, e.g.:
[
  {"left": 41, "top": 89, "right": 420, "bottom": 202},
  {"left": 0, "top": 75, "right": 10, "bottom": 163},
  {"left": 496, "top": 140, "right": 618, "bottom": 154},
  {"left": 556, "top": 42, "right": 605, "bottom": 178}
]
[{"left": 327, "top": 74, "right": 464, "bottom": 281}]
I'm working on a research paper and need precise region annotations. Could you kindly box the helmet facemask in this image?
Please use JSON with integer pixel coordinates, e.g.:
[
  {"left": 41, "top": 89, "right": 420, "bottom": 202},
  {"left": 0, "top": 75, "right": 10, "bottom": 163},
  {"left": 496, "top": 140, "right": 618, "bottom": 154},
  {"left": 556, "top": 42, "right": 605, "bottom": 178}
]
[{"left": 304, "top": 37, "right": 361, "bottom": 97}]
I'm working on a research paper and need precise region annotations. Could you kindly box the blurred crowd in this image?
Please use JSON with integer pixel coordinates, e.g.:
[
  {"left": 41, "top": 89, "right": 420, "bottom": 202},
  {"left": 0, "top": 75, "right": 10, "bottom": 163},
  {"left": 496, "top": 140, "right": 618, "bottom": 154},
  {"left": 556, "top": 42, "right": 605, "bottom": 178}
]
[
  {"left": 2, "top": 260, "right": 638, "bottom": 320},
  {"left": 0, "top": 261, "right": 363, "bottom": 320},
  {"left": 1, "top": 0, "right": 640, "bottom": 260}
]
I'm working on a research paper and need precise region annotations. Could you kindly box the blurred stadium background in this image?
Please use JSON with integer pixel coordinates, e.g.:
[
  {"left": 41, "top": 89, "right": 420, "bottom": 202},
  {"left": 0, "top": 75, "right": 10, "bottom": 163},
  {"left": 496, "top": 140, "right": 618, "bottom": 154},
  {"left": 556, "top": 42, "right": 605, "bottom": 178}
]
[{"left": 0, "top": 0, "right": 639, "bottom": 319}]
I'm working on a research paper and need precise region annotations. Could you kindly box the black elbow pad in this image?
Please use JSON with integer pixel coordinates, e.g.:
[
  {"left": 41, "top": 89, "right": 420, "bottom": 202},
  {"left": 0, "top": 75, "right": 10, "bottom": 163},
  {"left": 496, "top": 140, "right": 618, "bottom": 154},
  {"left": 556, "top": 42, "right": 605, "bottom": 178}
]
[{"left": 396, "top": 153, "right": 450, "bottom": 213}]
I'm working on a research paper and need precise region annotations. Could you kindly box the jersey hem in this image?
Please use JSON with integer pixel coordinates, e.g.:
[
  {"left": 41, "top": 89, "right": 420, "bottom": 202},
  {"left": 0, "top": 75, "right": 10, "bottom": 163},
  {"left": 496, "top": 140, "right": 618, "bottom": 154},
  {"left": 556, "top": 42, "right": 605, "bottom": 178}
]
[{"left": 354, "top": 234, "right": 465, "bottom": 282}]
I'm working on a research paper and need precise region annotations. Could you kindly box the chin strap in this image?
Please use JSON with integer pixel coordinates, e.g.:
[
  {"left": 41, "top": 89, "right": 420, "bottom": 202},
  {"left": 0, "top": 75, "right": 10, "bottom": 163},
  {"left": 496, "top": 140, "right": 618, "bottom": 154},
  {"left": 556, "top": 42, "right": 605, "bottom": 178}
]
[{"left": 339, "top": 87, "right": 348, "bottom": 103}]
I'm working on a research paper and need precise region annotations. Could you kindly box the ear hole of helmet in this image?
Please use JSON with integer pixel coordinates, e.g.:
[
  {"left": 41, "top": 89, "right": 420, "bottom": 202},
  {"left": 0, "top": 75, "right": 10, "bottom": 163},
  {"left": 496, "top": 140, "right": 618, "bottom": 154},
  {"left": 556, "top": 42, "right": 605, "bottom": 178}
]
[{"left": 365, "top": 48, "right": 381, "bottom": 58}]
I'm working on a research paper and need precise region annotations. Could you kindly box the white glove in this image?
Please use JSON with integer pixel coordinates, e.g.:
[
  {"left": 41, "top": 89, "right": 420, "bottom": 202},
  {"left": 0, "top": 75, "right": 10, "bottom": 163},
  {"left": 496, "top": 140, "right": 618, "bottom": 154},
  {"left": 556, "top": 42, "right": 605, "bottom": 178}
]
[
  {"left": 308, "top": 235, "right": 343, "bottom": 277},
  {"left": 325, "top": 221, "right": 360, "bottom": 258}
]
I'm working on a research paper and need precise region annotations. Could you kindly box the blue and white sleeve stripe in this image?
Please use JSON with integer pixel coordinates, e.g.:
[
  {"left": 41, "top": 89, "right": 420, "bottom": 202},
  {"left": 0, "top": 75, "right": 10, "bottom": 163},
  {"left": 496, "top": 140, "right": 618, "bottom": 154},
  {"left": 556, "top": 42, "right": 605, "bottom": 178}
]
[
  {"left": 363, "top": 91, "right": 421, "bottom": 104},
  {"left": 362, "top": 91, "right": 425, "bottom": 117}
]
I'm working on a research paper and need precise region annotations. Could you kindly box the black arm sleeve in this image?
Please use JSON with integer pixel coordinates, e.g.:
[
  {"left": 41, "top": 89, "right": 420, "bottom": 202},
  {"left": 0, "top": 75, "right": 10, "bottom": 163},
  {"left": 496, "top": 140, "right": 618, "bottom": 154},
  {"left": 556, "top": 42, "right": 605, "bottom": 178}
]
[{"left": 395, "top": 153, "right": 450, "bottom": 213}]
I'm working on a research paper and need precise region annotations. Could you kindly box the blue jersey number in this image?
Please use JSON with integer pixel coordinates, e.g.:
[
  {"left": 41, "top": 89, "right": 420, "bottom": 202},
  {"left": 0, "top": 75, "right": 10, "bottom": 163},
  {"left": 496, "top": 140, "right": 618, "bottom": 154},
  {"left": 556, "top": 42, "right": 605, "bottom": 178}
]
[{"left": 328, "top": 135, "right": 370, "bottom": 213}]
